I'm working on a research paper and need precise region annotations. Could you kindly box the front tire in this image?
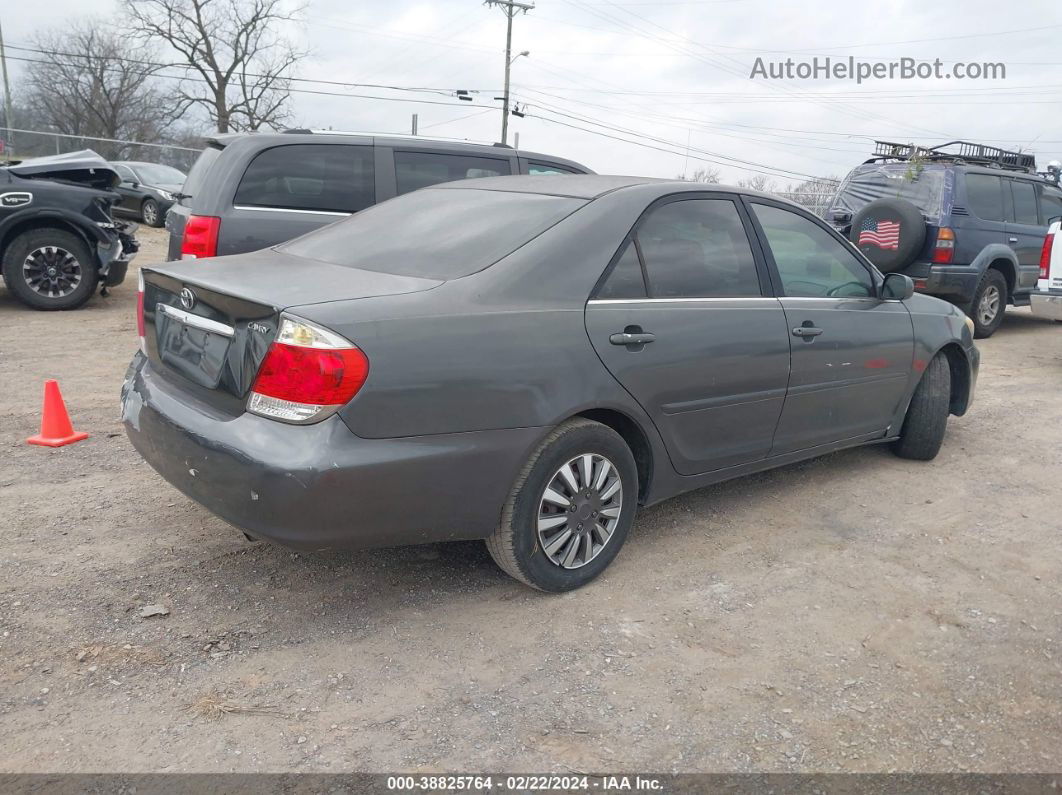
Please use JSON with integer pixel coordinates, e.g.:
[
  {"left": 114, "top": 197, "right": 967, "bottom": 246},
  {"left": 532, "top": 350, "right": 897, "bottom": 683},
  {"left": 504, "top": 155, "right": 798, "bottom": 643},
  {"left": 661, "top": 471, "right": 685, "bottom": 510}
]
[
  {"left": 141, "top": 198, "right": 162, "bottom": 227},
  {"left": 1, "top": 228, "right": 98, "bottom": 311},
  {"left": 969, "top": 269, "right": 1007, "bottom": 338},
  {"left": 892, "top": 353, "right": 951, "bottom": 461},
  {"left": 486, "top": 419, "right": 638, "bottom": 592}
]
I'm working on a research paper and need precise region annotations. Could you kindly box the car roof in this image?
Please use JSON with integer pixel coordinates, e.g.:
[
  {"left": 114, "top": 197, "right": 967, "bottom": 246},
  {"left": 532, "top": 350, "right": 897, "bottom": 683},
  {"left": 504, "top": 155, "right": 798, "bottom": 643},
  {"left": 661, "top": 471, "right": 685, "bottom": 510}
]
[
  {"left": 428, "top": 174, "right": 778, "bottom": 202},
  {"left": 206, "top": 131, "right": 591, "bottom": 172}
]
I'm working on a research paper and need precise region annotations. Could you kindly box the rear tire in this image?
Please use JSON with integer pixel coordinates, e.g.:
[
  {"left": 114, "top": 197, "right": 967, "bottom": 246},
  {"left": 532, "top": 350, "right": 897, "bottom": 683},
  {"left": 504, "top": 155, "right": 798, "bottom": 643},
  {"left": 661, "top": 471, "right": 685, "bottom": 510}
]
[
  {"left": 486, "top": 418, "right": 638, "bottom": 592},
  {"left": 892, "top": 354, "right": 951, "bottom": 461},
  {"left": 1, "top": 228, "right": 98, "bottom": 311},
  {"left": 969, "top": 269, "right": 1007, "bottom": 338}
]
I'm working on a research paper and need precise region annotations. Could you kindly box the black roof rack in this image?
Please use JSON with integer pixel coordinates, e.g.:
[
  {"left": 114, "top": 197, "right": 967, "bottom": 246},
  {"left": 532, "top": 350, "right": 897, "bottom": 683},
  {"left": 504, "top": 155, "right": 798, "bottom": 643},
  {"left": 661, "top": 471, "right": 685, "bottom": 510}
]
[{"left": 868, "top": 140, "right": 1037, "bottom": 173}]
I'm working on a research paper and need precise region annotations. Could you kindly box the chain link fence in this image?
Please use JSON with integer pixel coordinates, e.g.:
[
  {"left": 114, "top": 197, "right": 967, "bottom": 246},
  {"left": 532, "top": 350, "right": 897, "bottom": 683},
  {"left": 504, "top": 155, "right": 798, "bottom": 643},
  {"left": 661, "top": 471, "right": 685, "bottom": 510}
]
[{"left": 1, "top": 127, "right": 201, "bottom": 171}]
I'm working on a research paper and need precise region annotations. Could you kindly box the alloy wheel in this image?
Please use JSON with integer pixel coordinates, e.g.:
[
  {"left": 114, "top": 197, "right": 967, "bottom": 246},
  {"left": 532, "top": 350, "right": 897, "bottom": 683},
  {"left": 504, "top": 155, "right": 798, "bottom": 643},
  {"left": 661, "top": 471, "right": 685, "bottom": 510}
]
[
  {"left": 143, "top": 201, "right": 158, "bottom": 225},
  {"left": 978, "top": 285, "right": 1001, "bottom": 326},
  {"left": 537, "top": 453, "right": 623, "bottom": 569},
  {"left": 22, "top": 246, "right": 83, "bottom": 299}
]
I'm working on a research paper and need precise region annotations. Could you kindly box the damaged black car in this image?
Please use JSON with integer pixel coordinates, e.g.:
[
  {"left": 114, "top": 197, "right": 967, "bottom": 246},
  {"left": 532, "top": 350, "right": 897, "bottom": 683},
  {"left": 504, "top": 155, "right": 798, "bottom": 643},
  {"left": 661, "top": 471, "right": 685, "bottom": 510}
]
[{"left": 0, "top": 150, "right": 139, "bottom": 310}]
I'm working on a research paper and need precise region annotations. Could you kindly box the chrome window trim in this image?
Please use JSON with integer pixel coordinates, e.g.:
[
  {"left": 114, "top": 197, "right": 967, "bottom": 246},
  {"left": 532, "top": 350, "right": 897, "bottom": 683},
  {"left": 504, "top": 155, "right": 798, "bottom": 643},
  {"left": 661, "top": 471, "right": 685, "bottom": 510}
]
[
  {"left": 156, "top": 303, "right": 236, "bottom": 338},
  {"left": 233, "top": 205, "right": 352, "bottom": 217},
  {"left": 587, "top": 297, "right": 777, "bottom": 305}
]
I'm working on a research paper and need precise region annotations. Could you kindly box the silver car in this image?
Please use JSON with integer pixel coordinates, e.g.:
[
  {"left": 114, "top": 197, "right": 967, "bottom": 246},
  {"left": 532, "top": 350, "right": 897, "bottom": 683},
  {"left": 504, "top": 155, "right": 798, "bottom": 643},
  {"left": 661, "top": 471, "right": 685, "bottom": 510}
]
[{"left": 123, "top": 175, "right": 979, "bottom": 592}]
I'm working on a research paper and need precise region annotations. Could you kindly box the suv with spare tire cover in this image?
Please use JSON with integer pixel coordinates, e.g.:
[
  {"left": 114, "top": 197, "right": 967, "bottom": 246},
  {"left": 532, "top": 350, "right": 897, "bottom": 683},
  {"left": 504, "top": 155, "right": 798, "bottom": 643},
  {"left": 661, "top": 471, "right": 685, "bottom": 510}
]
[
  {"left": 828, "top": 140, "right": 1062, "bottom": 338},
  {"left": 0, "top": 150, "right": 139, "bottom": 310}
]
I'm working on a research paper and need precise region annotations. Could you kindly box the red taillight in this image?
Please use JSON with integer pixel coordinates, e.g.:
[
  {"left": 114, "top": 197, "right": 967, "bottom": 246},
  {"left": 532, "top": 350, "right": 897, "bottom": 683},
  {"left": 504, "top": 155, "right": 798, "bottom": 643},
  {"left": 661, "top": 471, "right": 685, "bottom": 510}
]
[
  {"left": 247, "top": 316, "right": 368, "bottom": 423},
  {"left": 136, "top": 270, "right": 146, "bottom": 352},
  {"left": 932, "top": 227, "right": 955, "bottom": 264},
  {"left": 1040, "top": 233, "right": 1054, "bottom": 280},
  {"left": 180, "top": 215, "right": 220, "bottom": 259}
]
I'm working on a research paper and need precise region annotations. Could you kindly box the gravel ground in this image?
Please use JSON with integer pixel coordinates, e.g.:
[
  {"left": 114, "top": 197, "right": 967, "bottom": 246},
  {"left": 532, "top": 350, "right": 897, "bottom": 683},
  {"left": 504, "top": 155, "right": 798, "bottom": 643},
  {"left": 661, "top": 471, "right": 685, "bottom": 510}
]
[{"left": 1, "top": 226, "right": 1060, "bottom": 773}]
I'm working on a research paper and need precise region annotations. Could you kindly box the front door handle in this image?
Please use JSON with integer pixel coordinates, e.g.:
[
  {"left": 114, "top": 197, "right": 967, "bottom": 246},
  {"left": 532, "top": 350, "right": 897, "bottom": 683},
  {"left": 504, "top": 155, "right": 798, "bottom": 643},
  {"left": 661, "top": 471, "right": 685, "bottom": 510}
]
[
  {"left": 792, "top": 326, "right": 823, "bottom": 338},
  {"left": 1008, "top": 236, "right": 1018, "bottom": 243},
  {"left": 610, "top": 331, "right": 656, "bottom": 345}
]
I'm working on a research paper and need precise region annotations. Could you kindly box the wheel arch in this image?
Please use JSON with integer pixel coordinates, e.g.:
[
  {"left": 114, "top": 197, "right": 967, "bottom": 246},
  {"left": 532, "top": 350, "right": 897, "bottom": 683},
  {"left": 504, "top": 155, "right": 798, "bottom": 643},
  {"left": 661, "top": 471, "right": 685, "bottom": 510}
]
[
  {"left": 0, "top": 214, "right": 100, "bottom": 265},
  {"left": 936, "top": 342, "right": 973, "bottom": 416},
  {"left": 573, "top": 407, "right": 654, "bottom": 503},
  {"left": 986, "top": 258, "right": 1015, "bottom": 300}
]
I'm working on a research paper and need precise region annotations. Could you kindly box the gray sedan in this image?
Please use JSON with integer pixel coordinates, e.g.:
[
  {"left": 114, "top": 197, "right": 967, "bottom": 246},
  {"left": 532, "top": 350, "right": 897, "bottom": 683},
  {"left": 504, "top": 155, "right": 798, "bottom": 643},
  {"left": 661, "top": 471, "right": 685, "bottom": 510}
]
[{"left": 122, "top": 175, "right": 979, "bottom": 592}]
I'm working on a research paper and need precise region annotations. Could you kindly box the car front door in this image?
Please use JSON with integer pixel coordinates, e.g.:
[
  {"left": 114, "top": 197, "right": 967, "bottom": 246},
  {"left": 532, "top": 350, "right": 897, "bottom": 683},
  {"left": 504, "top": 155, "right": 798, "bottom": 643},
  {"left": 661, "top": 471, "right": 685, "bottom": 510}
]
[
  {"left": 747, "top": 200, "right": 914, "bottom": 455},
  {"left": 1005, "top": 178, "right": 1046, "bottom": 292},
  {"left": 113, "top": 165, "right": 139, "bottom": 213},
  {"left": 584, "top": 195, "right": 792, "bottom": 476}
]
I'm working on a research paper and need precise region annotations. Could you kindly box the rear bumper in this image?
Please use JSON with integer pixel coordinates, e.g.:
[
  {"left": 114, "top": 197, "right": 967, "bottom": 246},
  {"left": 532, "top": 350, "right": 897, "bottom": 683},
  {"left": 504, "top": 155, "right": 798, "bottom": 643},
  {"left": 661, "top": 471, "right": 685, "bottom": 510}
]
[
  {"left": 121, "top": 353, "right": 541, "bottom": 550},
  {"left": 905, "top": 263, "right": 980, "bottom": 304},
  {"left": 1030, "top": 291, "right": 1062, "bottom": 321}
]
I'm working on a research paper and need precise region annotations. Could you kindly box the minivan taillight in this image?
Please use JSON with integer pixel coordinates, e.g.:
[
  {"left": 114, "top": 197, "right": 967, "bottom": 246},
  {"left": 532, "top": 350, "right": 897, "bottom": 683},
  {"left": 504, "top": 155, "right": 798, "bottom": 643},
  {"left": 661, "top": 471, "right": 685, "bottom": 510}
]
[
  {"left": 180, "top": 215, "right": 220, "bottom": 259},
  {"left": 1040, "top": 232, "right": 1054, "bottom": 280},
  {"left": 932, "top": 227, "right": 955, "bottom": 264},
  {"left": 136, "top": 270, "right": 146, "bottom": 353},
  {"left": 247, "top": 316, "right": 369, "bottom": 424}
]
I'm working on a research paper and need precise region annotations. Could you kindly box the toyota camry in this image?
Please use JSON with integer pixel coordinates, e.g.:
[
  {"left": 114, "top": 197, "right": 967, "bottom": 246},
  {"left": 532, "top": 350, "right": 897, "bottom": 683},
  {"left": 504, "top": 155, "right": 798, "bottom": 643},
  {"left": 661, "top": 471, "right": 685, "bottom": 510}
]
[{"left": 122, "top": 175, "right": 979, "bottom": 592}]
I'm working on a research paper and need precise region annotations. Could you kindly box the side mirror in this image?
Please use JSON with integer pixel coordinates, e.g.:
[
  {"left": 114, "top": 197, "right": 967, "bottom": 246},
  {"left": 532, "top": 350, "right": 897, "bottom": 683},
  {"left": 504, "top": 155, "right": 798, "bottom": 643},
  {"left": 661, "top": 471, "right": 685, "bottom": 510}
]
[{"left": 882, "top": 272, "right": 914, "bottom": 301}]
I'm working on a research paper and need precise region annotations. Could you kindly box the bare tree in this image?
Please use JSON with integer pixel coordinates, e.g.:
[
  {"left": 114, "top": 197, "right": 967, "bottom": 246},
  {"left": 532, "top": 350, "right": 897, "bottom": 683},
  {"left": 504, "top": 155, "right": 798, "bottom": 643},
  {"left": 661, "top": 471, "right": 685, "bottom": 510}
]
[
  {"left": 21, "top": 22, "right": 175, "bottom": 159},
  {"left": 121, "top": 0, "right": 304, "bottom": 133},
  {"left": 778, "top": 175, "right": 841, "bottom": 216},
  {"left": 675, "top": 166, "right": 721, "bottom": 184},
  {"left": 737, "top": 174, "right": 776, "bottom": 193}
]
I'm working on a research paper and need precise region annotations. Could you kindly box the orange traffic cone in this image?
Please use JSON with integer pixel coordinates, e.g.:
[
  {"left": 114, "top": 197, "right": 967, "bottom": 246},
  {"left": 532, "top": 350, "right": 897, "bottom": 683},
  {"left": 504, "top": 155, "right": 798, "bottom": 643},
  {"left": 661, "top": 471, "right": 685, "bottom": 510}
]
[{"left": 27, "top": 380, "right": 89, "bottom": 447}]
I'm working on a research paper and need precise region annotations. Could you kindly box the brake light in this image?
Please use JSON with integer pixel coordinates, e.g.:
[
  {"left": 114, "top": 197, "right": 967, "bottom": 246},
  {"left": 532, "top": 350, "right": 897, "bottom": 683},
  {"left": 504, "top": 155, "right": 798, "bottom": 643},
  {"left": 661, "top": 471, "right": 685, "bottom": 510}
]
[
  {"left": 932, "top": 227, "right": 955, "bottom": 264},
  {"left": 1040, "top": 232, "right": 1054, "bottom": 280},
  {"left": 136, "top": 270, "right": 146, "bottom": 353},
  {"left": 180, "top": 215, "right": 220, "bottom": 259},
  {"left": 247, "top": 316, "right": 369, "bottom": 423}
]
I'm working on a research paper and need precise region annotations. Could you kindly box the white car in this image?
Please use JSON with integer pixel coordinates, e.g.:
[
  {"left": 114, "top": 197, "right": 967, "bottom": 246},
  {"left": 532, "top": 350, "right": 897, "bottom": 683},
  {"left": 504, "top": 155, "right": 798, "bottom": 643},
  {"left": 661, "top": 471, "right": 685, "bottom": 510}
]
[{"left": 1031, "top": 220, "right": 1062, "bottom": 321}]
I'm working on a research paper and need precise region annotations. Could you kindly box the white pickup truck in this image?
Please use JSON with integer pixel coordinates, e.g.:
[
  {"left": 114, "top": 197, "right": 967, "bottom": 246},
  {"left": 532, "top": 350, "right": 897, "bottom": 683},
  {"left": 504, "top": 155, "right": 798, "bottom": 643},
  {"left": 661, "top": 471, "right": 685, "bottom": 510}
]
[{"left": 1031, "top": 220, "right": 1062, "bottom": 321}]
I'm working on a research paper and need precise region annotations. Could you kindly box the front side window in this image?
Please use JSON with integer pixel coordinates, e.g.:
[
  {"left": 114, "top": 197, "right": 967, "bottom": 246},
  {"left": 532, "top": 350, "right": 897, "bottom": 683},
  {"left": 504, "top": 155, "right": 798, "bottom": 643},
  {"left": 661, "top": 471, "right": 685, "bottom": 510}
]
[
  {"left": 965, "top": 173, "right": 1005, "bottom": 221},
  {"left": 234, "top": 144, "right": 375, "bottom": 213},
  {"left": 633, "top": 199, "right": 761, "bottom": 298},
  {"left": 394, "top": 151, "right": 511, "bottom": 195},
  {"left": 1010, "top": 180, "right": 1039, "bottom": 225},
  {"left": 115, "top": 165, "right": 136, "bottom": 182},
  {"left": 1043, "top": 188, "right": 1062, "bottom": 224},
  {"left": 752, "top": 203, "right": 875, "bottom": 298}
]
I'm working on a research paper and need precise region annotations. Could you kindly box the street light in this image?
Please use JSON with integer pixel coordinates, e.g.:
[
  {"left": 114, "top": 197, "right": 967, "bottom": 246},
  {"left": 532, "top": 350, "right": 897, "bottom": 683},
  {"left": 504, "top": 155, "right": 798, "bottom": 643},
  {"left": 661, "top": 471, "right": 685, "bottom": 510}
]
[{"left": 510, "top": 50, "right": 530, "bottom": 66}]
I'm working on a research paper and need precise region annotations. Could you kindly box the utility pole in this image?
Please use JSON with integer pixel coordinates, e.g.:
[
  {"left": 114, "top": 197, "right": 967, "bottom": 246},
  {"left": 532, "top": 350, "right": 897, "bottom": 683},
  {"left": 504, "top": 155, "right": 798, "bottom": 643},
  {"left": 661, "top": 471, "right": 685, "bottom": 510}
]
[
  {"left": 0, "top": 17, "right": 13, "bottom": 155},
  {"left": 411, "top": 113, "right": 418, "bottom": 135},
  {"left": 484, "top": 0, "right": 533, "bottom": 146}
]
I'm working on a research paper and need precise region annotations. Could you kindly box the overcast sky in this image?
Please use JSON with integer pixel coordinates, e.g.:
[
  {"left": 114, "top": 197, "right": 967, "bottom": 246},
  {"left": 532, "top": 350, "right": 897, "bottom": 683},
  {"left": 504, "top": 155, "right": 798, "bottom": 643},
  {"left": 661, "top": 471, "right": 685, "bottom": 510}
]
[{"left": 3, "top": 0, "right": 1061, "bottom": 186}]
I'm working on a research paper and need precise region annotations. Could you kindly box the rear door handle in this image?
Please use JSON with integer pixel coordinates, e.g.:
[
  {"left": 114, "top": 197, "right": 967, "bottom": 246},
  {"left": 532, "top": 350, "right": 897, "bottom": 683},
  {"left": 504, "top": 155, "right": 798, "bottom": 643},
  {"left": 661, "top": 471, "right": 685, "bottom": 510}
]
[
  {"left": 792, "top": 326, "right": 823, "bottom": 338},
  {"left": 610, "top": 332, "right": 656, "bottom": 345},
  {"left": 1008, "top": 236, "right": 1019, "bottom": 243}
]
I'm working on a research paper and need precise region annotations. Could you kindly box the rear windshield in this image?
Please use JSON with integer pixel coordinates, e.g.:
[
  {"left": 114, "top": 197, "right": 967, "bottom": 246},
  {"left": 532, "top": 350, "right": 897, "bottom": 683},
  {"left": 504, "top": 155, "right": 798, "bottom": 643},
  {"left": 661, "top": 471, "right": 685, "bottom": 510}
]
[
  {"left": 829, "top": 163, "right": 947, "bottom": 223},
  {"left": 178, "top": 144, "right": 223, "bottom": 206},
  {"left": 280, "top": 188, "right": 585, "bottom": 279}
]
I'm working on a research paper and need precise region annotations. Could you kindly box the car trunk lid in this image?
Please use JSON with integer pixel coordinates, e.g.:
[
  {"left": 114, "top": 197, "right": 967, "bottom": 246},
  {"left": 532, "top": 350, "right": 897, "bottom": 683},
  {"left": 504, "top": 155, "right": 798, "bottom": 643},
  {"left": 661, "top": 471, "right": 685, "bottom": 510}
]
[{"left": 141, "top": 249, "right": 441, "bottom": 413}]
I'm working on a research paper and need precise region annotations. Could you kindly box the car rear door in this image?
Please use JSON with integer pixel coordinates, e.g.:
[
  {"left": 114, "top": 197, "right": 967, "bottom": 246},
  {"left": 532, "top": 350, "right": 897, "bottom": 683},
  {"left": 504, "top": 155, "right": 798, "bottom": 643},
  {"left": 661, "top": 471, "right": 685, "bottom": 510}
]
[
  {"left": 219, "top": 143, "right": 376, "bottom": 256},
  {"left": 1004, "top": 177, "right": 1047, "bottom": 293},
  {"left": 747, "top": 200, "right": 914, "bottom": 455},
  {"left": 584, "top": 194, "right": 791, "bottom": 476}
]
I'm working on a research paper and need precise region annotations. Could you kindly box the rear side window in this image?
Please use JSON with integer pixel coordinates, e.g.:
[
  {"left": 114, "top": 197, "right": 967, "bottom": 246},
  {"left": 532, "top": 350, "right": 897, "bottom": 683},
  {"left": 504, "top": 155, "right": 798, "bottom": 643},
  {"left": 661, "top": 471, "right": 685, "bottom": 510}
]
[
  {"left": 634, "top": 199, "right": 761, "bottom": 298},
  {"left": 528, "top": 162, "right": 578, "bottom": 175},
  {"left": 394, "top": 151, "right": 511, "bottom": 195},
  {"left": 280, "top": 188, "right": 584, "bottom": 279},
  {"left": 965, "top": 173, "right": 1004, "bottom": 221},
  {"left": 596, "top": 243, "right": 646, "bottom": 299},
  {"left": 178, "top": 144, "right": 223, "bottom": 206},
  {"left": 1009, "top": 180, "right": 1039, "bottom": 225},
  {"left": 234, "top": 144, "right": 375, "bottom": 213},
  {"left": 1043, "top": 189, "right": 1062, "bottom": 224}
]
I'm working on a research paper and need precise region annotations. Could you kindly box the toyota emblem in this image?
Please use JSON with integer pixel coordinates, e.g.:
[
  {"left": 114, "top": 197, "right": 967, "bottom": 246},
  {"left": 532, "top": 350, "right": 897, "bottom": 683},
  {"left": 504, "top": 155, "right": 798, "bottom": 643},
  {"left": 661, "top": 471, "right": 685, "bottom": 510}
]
[{"left": 179, "top": 287, "right": 196, "bottom": 310}]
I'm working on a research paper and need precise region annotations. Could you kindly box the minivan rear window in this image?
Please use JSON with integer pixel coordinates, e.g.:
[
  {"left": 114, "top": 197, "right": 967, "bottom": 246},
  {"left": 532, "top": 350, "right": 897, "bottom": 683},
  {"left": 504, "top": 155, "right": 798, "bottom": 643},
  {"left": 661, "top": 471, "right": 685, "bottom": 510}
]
[{"left": 280, "top": 188, "right": 585, "bottom": 279}]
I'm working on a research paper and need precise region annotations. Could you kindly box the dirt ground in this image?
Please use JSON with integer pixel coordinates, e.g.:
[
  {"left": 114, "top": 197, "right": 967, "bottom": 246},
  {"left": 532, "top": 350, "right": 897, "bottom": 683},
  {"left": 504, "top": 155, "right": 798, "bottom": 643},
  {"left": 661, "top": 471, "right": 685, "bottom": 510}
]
[{"left": 1, "top": 226, "right": 1060, "bottom": 773}]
